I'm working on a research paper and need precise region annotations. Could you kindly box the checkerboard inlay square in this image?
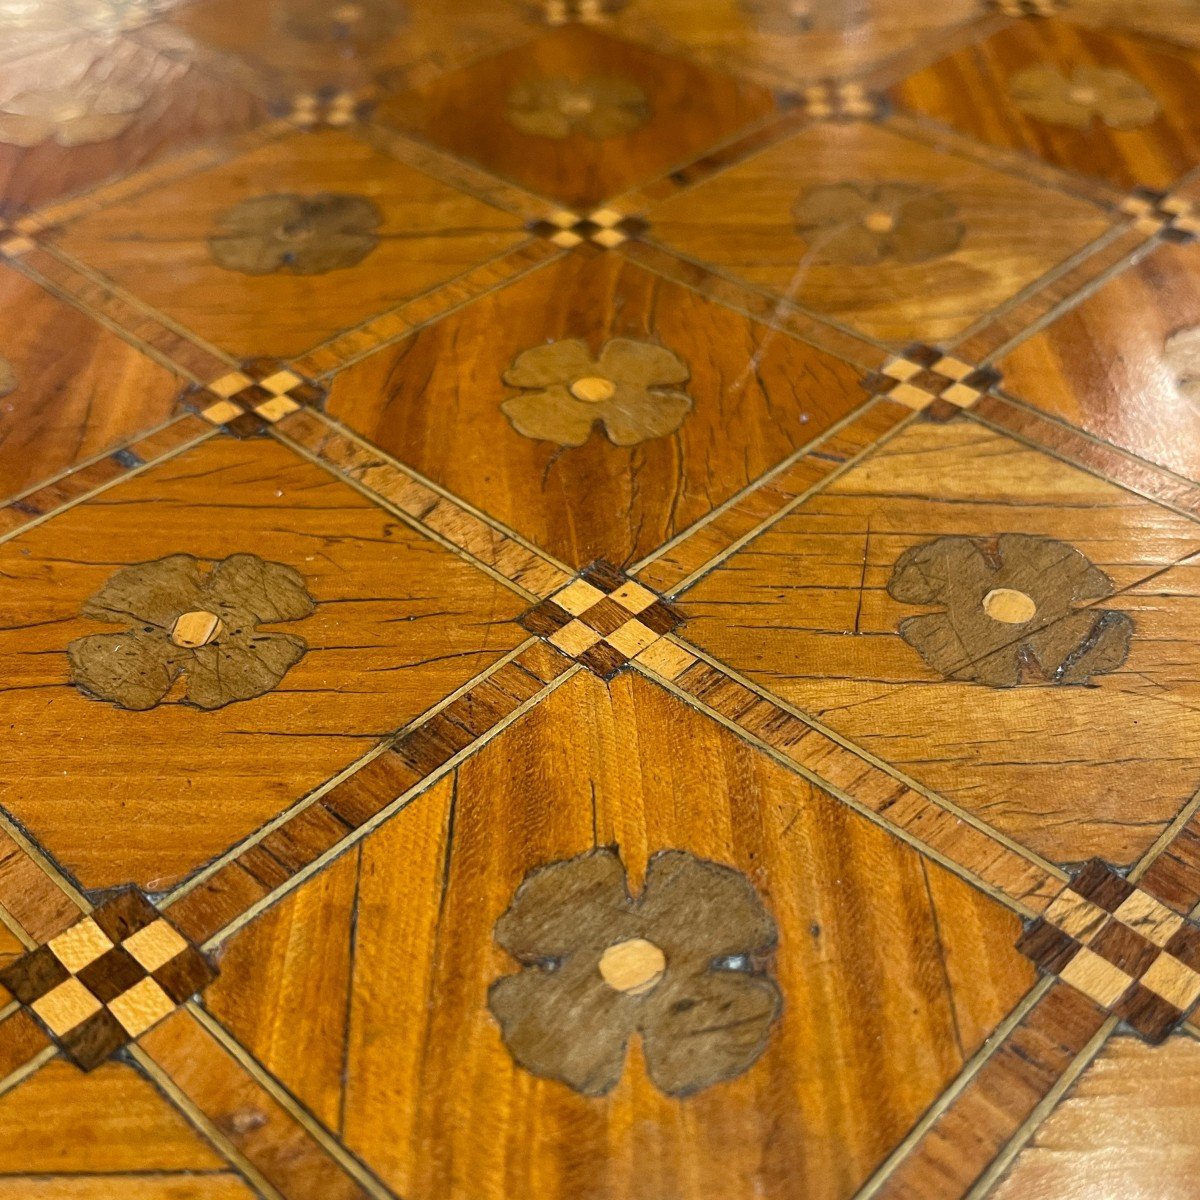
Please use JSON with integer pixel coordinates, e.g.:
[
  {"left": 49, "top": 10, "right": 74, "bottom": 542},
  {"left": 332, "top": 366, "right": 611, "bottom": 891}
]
[
  {"left": 518, "top": 560, "right": 683, "bottom": 680},
  {"left": 0, "top": 889, "right": 216, "bottom": 1070},
  {"left": 1018, "top": 858, "right": 1200, "bottom": 1043}
]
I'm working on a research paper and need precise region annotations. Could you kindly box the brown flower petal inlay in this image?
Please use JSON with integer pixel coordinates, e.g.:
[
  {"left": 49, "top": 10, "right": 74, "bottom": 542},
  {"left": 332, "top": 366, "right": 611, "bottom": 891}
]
[
  {"left": 488, "top": 847, "right": 781, "bottom": 1097},
  {"left": 1009, "top": 64, "right": 1160, "bottom": 132},
  {"left": 501, "top": 337, "right": 693, "bottom": 447},
  {"left": 887, "top": 533, "right": 1133, "bottom": 687},
  {"left": 208, "top": 193, "right": 382, "bottom": 276},
  {"left": 793, "top": 181, "right": 964, "bottom": 265},
  {"left": 505, "top": 76, "right": 650, "bottom": 141},
  {"left": 67, "top": 553, "right": 316, "bottom": 711}
]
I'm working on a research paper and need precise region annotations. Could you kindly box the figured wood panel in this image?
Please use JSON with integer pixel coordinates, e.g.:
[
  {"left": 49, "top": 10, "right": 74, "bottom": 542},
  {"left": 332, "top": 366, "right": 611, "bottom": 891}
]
[
  {"left": 0, "top": 1059, "right": 226, "bottom": 1173},
  {"left": 0, "top": 264, "right": 182, "bottom": 503},
  {"left": 0, "top": 34, "right": 265, "bottom": 216},
  {"left": 54, "top": 129, "right": 529, "bottom": 359},
  {"left": 891, "top": 20, "right": 1200, "bottom": 191},
  {"left": 326, "top": 250, "right": 872, "bottom": 568},
  {"left": 378, "top": 24, "right": 776, "bottom": 210},
  {"left": 999, "top": 241, "right": 1200, "bottom": 485},
  {"left": 988, "top": 1034, "right": 1200, "bottom": 1200},
  {"left": 681, "top": 419, "right": 1200, "bottom": 866},
  {"left": 0, "top": 436, "right": 526, "bottom": 890},
  {"left": 649, "top": 121, "right": 1112, "bottom": 344},
  {"left": 209, "top": 669, "right": 1034, "bottom": 1200}
]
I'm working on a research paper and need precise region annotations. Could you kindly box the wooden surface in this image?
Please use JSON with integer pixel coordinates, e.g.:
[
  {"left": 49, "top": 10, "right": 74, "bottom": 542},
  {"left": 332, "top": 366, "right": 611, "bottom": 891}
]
[{"left": 2, "top": 1, "right": 1200, "bottom": 1197}]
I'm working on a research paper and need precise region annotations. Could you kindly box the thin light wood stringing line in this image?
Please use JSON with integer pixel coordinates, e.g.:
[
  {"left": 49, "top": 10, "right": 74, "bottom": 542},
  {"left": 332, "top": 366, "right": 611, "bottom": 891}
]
[
  {"left": 851, "top": 975, "right": 1055, "bottom": 1200},
  {"left": 204, "top": 665, "right": 582, "bottom": 950},
  {"left": 966, "top": 401, "right": 1200, "bottom": 527},
  {"left": 188, "top": 1003, "right": 394, "bottom": 1200},
  {"left": 34, "top": 243, "right": 240, "bottom": 368},
  {"left": 962, "top": 1015, "right": 1119, "bottom": 1200},
  {"left": 0, "top": 427, "right": 217, "bottom": 547},
  {"left": 0, "top": 811, "right": 89, "bottom": 910},
  {"left": 630, "top": 395, "right": 890, "bottom": 574},
  {"left": 0, "top": 1044, "right": 56, "bottom": 1102},
  {"left": 661, "top": 407, "right": 923, "bottom": 596},
  {"left": 672, "top": 637, "right": 1068, "bottom": 882},
  {"left": 637, "top": 660, "right": 1044, "bottom": 918},
  {"left": 0, "top": 1000, "right": 18, "bottom": 1022},
  {"left": 8, "top": 253, "right": 201, "bottom": 383},
  {"left": 274, "top": 426, "right": 548, "bottom": 604},
  {"left": 1130, "top": 782, "right": 1200, "bottom": 885},
  {"left": 0, "top": 904, "right": 36, "bottom": 950},
  {"left": 161, "top": 636, "right": 542, "bottom": 907},
  {"left": 287, "top": 409, "right": 574, "bottom": 578},
  {"left": 128, "top": 1042, "right": 286, "bottom": 1200}
]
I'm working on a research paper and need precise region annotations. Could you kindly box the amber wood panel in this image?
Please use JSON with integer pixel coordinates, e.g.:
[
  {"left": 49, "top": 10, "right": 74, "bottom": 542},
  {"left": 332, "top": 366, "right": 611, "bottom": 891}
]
[
  {"left": 0, "top": 436, "right": 527, "bottom": 890},
  {"left": 203, "top": 668, "right": 1035, "bottom": 1200},
  {"left": 680, "top": 419, "right": 1200, "bottom": 866},
  {"left": 649, "top": 121, "right": 1113, "bottom": 344},
  {"left": 998, "top": 241, "right": 1200, "bottom": 485},
  {"left": 988, "top": 1033, "right": 1200, "bottom": 1200},
  {"left": 891, "top": 19, "right": 1200, "bottom": 192},
  {"left": 0, "top": 263, "right": 182, "bottom": 502},
  {"left": 377, "top": 24, "right": 777, "bottom": 211},
  {"left": 326, "top": 249, "right": 872, "bottom": 569},
  {"left": 1069, "top": 0, "right": 1200, "bottom": 49},
  {"left": 52, "top": 129, "right": 529, "bottom": 360},
  {"left": 0, "top": 1058, "right": 229, "bottom": 1173},
  {"left": 0, "top": 34, "right": 265, "bottom": 216}
]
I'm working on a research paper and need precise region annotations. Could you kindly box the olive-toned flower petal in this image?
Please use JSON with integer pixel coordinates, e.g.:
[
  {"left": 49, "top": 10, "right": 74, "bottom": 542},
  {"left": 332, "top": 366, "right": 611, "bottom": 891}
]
[
  {"left": 183, "top": 631, "right": 307, "bottom": 710},
  {"left": 211, "top": 194, "right": 307, "bottom": 237},
  {"left": 810, "top": 222, "right": 886, "bottom": 265},
  {"left": 503, "top": 340, "right": 596, "bottom": 389},
  {"left": 1166, "top": 325, "right": 1200, "bottom": 405},
  {"left": 501, "top": 388, "right": 600, "bottom": 446},
  {"left": 578, "top": 89, "right": 650, "bottom": 140},
  {"left": 206, "top": 554, "right": 316, "bottom": 625},
  {"left": 641, "top": 969, "right": 781, "bottom": 1097},
  {"left": 303, "top": 194, "right": 383, "bottom": 238},
  {"left": 494, "top": 848, "right": 633, "bottom": 961},
  {"left": 869, "top": 181, "right": 923, "bottom": 211},
  {"left": 81, "top": 554, "right": 207, "bottom": 628},
  {"left": 286, "top": 0, "right": 402, "bottom": 43},
  {"left": 638, "top": 850, "right": 777, "bottom": 961},
  {"left": 887, "top": 537, "right": 993, "bottom": 607},
  {"left": 793, "top": 182, "right": 873, "bottom": 232},
  {"left": 598, "top": 386, "right": 692, "bottom": 447},
  {"left": 1074, "top": 66, "right": 1159, "bottom": 130},
  {"left": 885, "top": 216, "right": 965, "bottom": 263},
  {"left": 1027, "top": 609, "right": 1133, "bottom": 684},
  {"left": 899, "top": 191, "right": 960, "bottom": 225},
  {"left": 67, "top": 631, "right": 187, "bottom": 711},
  {"left": 1010, "top": 65, "right": 1091, "bottom": 129},
  {"left": 598, "top": 338, "right": 690, "bottom": 388},
  {"left": 488, "top": 968, "right": 632, "bottom": 1096},
  {"left": 506, "top": 90, "right": 575, "bottom": 140},
  {"left": 208, "top": 233, "right": 289, "bottom": 275},
  {"left": 898, "top": 609, "right": 1019, "bottom": 685},
  {"left": 993, "top": 533, "right": 1112, "bottom": 610},
  {"left": 0, "top": 356, "right": 15, "bottom": 399},
  {"left": 285, "top": 230, "right": 380, "bottom": 275}
]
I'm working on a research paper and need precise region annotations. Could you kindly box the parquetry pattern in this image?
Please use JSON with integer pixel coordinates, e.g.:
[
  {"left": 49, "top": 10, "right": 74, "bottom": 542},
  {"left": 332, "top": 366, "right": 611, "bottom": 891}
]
[{"left": 4, "top": 1, "right": 1200, "bottom": 1198}]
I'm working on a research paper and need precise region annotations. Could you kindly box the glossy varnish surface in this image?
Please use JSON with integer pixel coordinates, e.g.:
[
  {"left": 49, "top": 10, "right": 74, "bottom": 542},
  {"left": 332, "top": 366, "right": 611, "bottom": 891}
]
[{"left": 0, "top": 2, "right": 1199, "bottom": 1199}]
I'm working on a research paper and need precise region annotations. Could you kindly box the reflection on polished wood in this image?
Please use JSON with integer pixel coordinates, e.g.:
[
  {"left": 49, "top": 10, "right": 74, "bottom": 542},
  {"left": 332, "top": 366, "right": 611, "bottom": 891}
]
[{"left": 1, "top": 1, "right": 1200, "bottom": 1198}]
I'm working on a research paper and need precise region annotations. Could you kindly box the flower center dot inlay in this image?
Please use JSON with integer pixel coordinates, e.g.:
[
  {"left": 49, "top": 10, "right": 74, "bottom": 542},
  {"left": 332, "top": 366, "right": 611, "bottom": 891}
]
[
  {"left": 982, "top": 587, "right": 1037, "bottom": 624},
  {"left": 569, "top": 375, "right": 616, "bottom": 403},
  {"left": 862, "top": 210, "right": 896, "bottom": 233},
  {"left": 1068, "top": 86, "right": 1099, "bottom": 106},
  {"left": 598, "top": 938, "right": 666, "bottom": 995},
  {"left": 333, "top": 2, "right": 365, "bottom": 21},
  {"left": 171, "top": 610, "right": 225, "bottom": 648}
]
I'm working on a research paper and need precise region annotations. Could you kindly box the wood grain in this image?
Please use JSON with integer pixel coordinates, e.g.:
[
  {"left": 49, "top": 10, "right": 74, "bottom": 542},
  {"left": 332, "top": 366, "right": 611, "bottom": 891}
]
[
  {"left": 377, "top": 24, "right": 776, "bottom": 210},
  {"left": 0, "top": 33, "right": 265, "bottom": 217},
  {"left": 0, "top": 1058, "right": 228, "bottom": 1173},
  {"left": 0, "top": 436, "right": 527, "bottom": 890},
  {"left": 649, "top": 120, "right": 1113, "bottom": 344},
  {"left": 891, "top": 19, "right": 1200, "bottom": 191},
  {"left": 680, "top": 419, "right": 1200, "bottom": 866},
  {"left": 999, "top": 241, "right": 1200, "bottom": 485},
  {"left": 53, "top": 129, "right": 529, "bottom": 360},
  {"left": 326, "top": 249, "right": 871, "bottom": 569},
  {"left": 204, "top": 668, "right": 1034, "bottom": 1200},
  {"left": 988, "top": 1033, "right": 1200, "bottom": 1200}
]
